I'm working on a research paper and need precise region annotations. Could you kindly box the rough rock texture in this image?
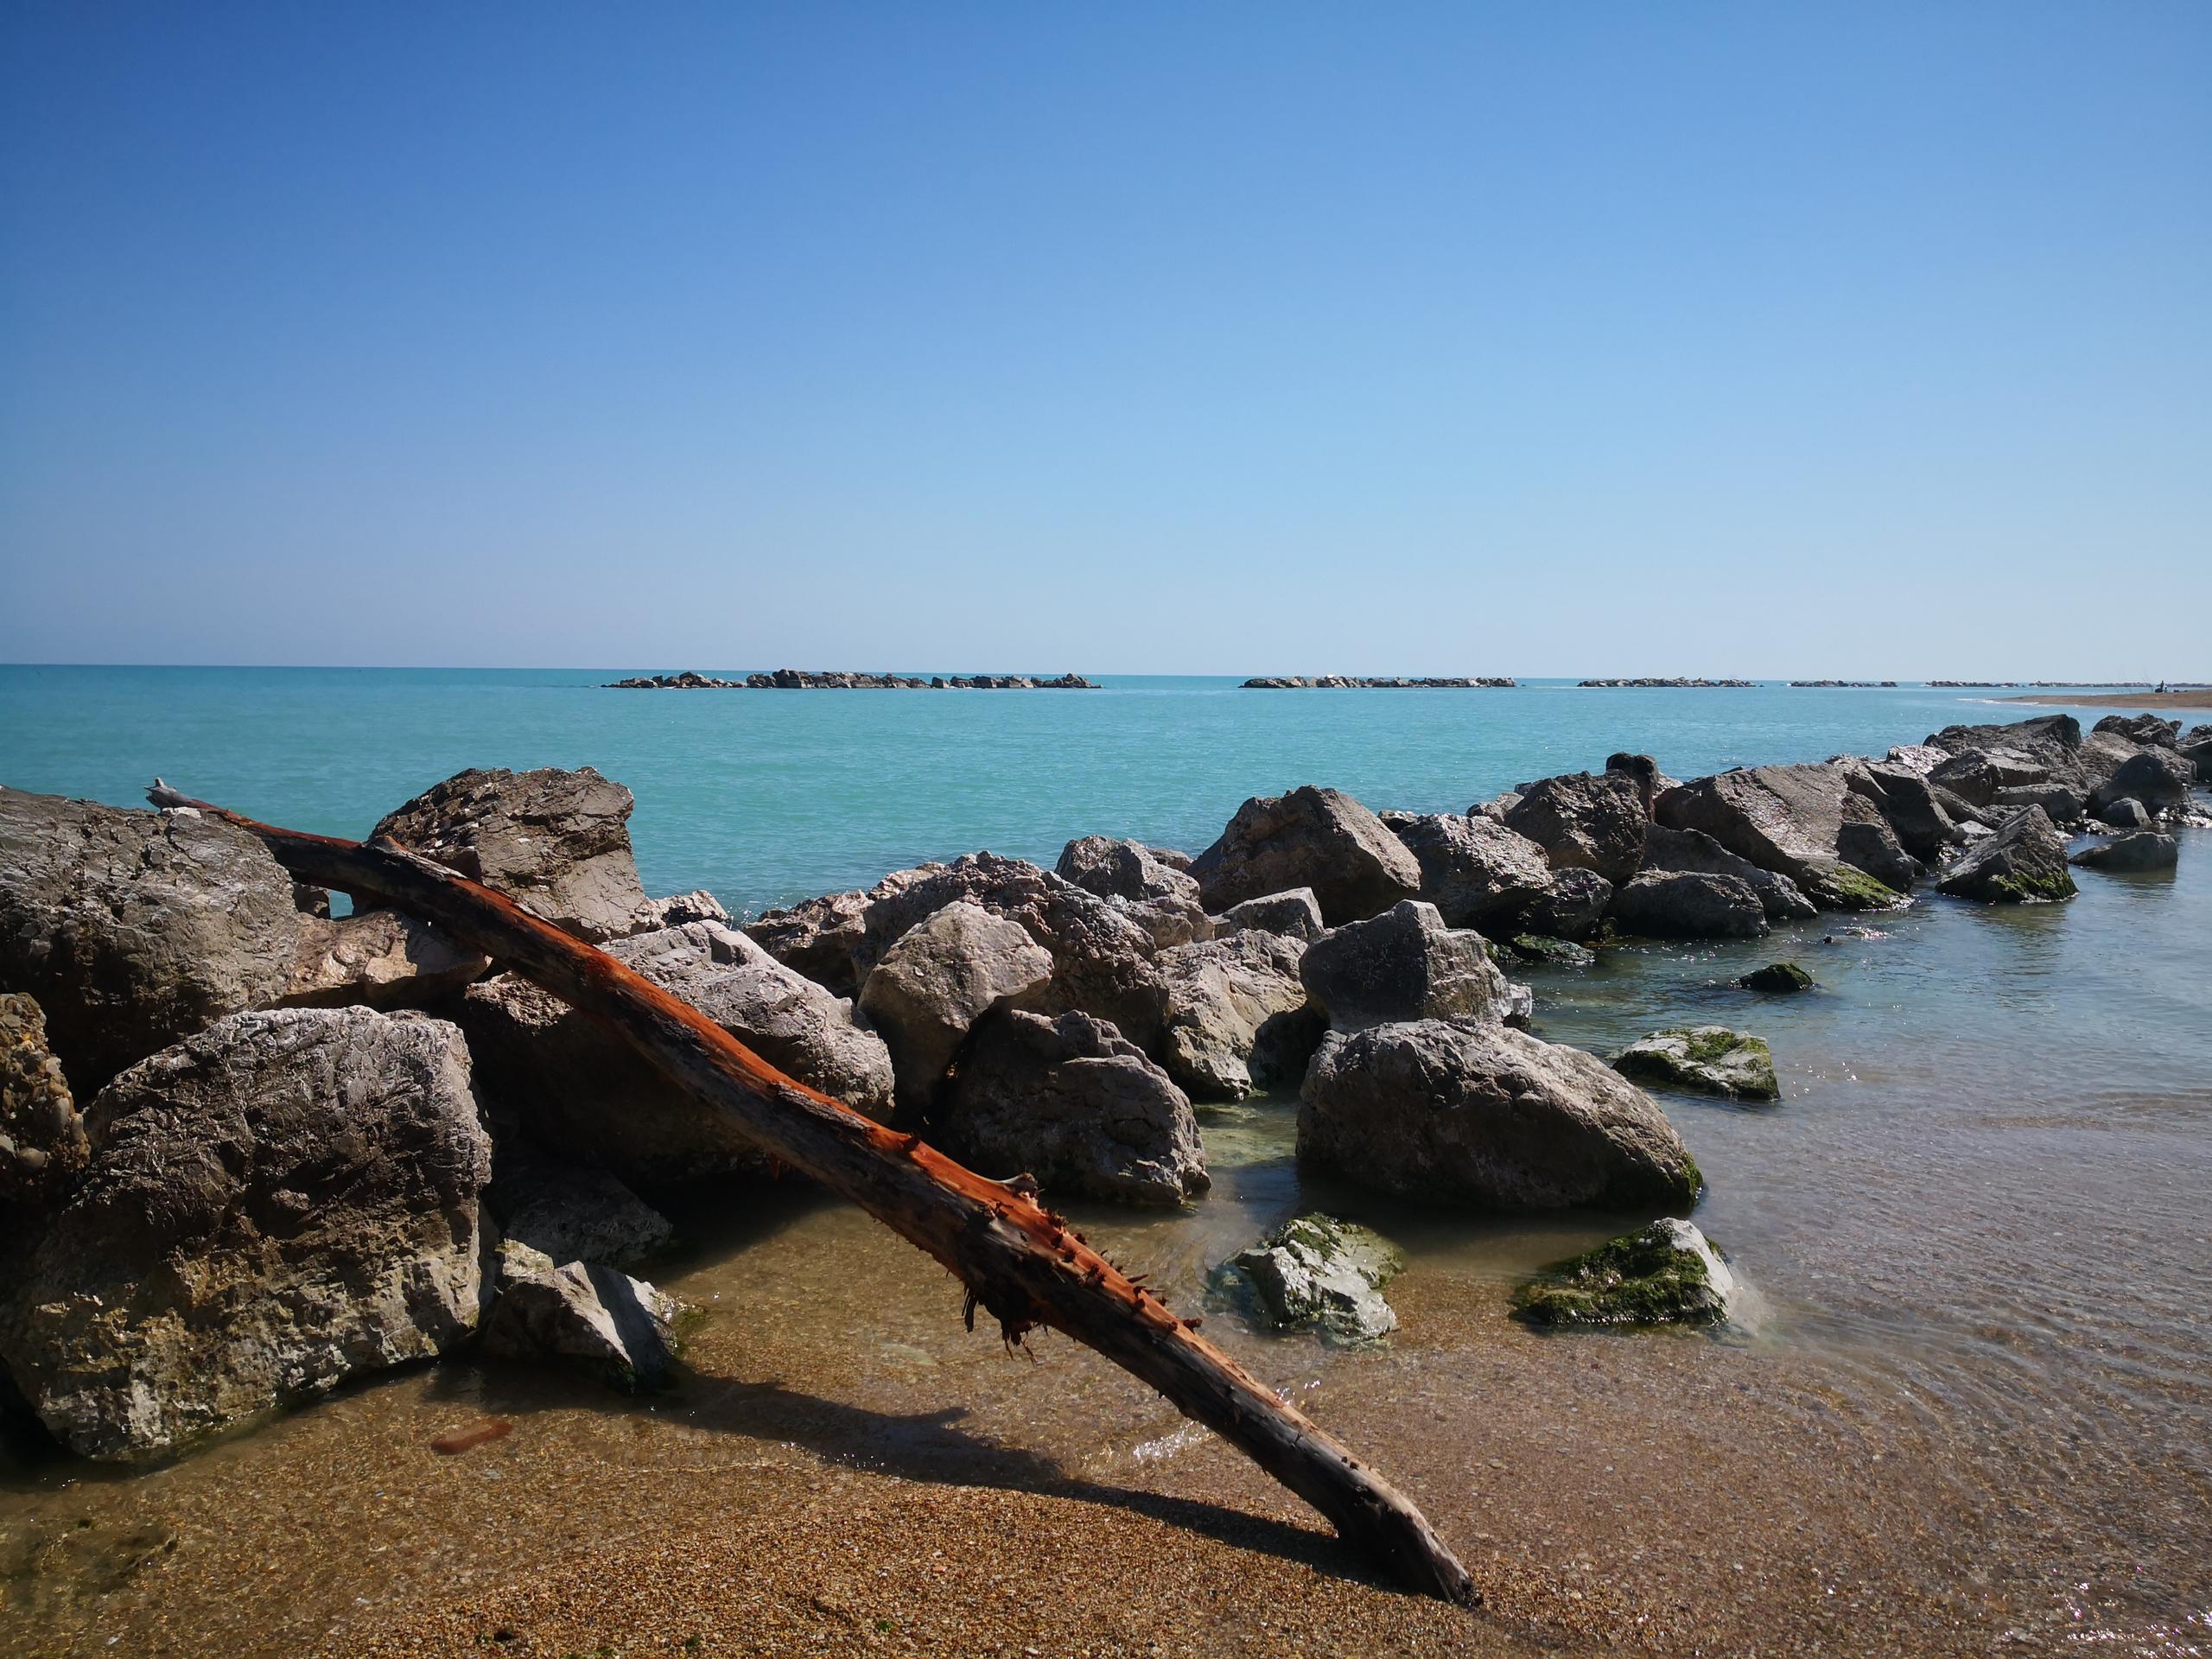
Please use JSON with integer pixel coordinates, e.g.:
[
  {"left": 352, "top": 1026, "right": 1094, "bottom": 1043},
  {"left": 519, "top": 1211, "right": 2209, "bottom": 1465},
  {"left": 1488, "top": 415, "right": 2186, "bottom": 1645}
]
[
  {"left": 1834, "top": 791, "right": 1921, "bottom": 891},
  {"left": 1613, "top": 1027, "right": 1780, "bottom": 1101},
  {"left": 1640, "top": 825, "right": 1817, "bottom": 922},
  {"left": 1608, "top": 872, "right": 1768, "bottom": 940},
  {"left": 1925, "top": 714, "right": 2084, "bottom": 773},
  {"left": 1501, "top": 772, "right": 1648, "bottom": 885},
  {"left": 1936, "top": 806, "right": 2077, "bottom": 904},
  {"left": 1212, "top": 1215, "right": 1403, "bottom": 1343},
  {"left": 936, "top": 1010, "right": 1206, "bottom": 1207},
  {"left": 2070, "top": 832, "right": 2179, "bottom": 874},
  {"left": 1988, "top": 784, "right": 2085, "bottom": 823},
  {"left": 1212, "top": 888, "right": 1326, "bottom": 943},
  {"left": 2090, "top": 748, "right": 2196, "bottom": 817},
  {"left": 1188, "top": 787, "right": 1422, "bottom": 926},
  {"left": 1053, "top": 837, "right": 1200, "bottom": 906},
  {"left": 0, "top": 994, "right": 86, "bottom": 1206},
  {"left": 1298, "top": 901, "right": 1512, "bottom": 1031},
  {"left": 1604, "top": 753, "right": 1676, "bottom": 816},
  {"left": 2093, "top": 714, "right": 2181, "bottom": 748},
  {"left": 1379, "top": 812, "right": 1554, "bottom": 929},
  {"left": 1926, "top": 748, "right": 2050, "bottom": 807},
  {"left": 1103, "top": 893, "right": 1214, "bottom": 951},
  {"left": 1510, "top": 935, "right": 1597, "bottom": 969},
  {"left": 1297, "top": 1020, "right": 1702, "bottom": 1211},
  {"left": 480, "top": 1240, "right": 682, "bottom": 1391},
  {"left": 1654, "top": 763, "right": 1910, "bottom": 898},
  {"left": 2101, "top": 798, "right": 2152, "bottom": 830},
  {"left": 1739, "top": 963, "right": 1815, "bottom": 995},
  {"left": 2182, "top": 733, "right": 2212, "bottom": 784},
  {"left": 370, "top": 767, "right": 649, "bottom": 944},
  {"left": 1516, "top": 868, "right": 1615, "bottom": 942},
  {"left": 855, "top": 855, "right": 1168, "bottom": 1054},
  {"left": 0, "top": 1007, "right": 490, "bottom": 1459},
  {"left": 1154, "top": 931, "right": 1321, "bottom": 1100},
  {"left": 1511, "top": 1218, "right": 1739, "bottom": 1329},
  {"left": 742, "top": 888, "right": 874, "bottom": 996},
  {"left": 0, "top": 790, "right": 301, "bottom": 1093},
  {"left": 1842, "top": 763, "right": 1964, "bottom": 862},
  {"left": 630, "top": 890, "right": 731, "bottom": 932},
  {"left": 486, "top": 1157, "right": 676, "bottom": 1269},
  {"left": 459, "top": 921, "right": 893, "bottom": 1189},
  {"left": 857, "top": 901, "right": 1054, "bottom": 1111},
  {"left": 277, "top": 911, "right": 489, "bottom": 1010},
  {"left": 1793, "top": 858, "right": 1906, "bottom": 912}
]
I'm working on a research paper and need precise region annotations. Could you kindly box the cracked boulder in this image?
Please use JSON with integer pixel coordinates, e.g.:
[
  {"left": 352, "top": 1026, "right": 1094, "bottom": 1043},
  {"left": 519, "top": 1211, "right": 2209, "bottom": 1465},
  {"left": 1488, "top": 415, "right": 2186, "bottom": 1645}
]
[
  {"left": 857, "top": 901, "right": 1054, "bottom": 1112},
  {"left": 1154, "top": 931, "right": 1323, "bottom": 1100},
  {"left": 1188, "top": 787, "right": 1421, "bottom": 926},
  {"left": 1299, "top": 901, "right": 1512, "bottom": 1031}
]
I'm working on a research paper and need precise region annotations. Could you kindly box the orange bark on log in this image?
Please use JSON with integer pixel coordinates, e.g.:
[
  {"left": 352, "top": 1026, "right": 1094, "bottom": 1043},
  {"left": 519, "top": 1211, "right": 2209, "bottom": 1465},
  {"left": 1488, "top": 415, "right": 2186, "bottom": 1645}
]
[{"left": 150, "top": 784, "right": 1474, "bottom": 1605}]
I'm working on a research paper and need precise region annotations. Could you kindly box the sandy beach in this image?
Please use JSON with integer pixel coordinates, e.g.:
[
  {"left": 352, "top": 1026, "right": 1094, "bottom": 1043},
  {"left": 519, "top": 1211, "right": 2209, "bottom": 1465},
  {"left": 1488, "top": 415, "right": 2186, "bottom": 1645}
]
[{"left": 2006, "top": 690, "right": 2212, "bottom": 710}]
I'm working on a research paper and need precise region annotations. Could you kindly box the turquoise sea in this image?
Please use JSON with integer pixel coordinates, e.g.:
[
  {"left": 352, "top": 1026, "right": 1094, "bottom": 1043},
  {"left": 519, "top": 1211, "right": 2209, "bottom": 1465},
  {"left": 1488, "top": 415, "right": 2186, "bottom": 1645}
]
[{"left": 0, "top": 667, "right": 2170, "bottom": 914}]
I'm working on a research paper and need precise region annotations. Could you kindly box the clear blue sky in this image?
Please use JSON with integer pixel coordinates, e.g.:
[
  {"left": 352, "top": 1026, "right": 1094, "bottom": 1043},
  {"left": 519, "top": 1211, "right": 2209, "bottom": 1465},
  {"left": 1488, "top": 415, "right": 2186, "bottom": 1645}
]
[{"left": 3, "top": 3, "right": 2207, "bottom": 677}]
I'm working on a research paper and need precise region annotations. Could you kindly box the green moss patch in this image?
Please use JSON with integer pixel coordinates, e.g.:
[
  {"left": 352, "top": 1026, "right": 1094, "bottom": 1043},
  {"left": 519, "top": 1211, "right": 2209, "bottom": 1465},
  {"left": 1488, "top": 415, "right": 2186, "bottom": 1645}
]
[
  {"left": 1613, "top": 1026, "right": 1781, "bottom": 1102},
  {"left": 1738, "top": 962, "right": 1814, "bottom": 994},
  {"left": 1512, "top": 1218, "right": 1736, "bottom": 1329}
]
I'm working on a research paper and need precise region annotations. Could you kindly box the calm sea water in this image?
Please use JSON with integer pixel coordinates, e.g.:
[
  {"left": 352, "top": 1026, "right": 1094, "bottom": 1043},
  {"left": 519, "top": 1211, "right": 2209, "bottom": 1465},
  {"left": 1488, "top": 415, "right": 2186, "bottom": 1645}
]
[
  {"left": 2, "top": 667, "right": 2207, "bottom": 1653},
  {"left": 0, "top": 667, "right": 2166, "bottom": 914}
]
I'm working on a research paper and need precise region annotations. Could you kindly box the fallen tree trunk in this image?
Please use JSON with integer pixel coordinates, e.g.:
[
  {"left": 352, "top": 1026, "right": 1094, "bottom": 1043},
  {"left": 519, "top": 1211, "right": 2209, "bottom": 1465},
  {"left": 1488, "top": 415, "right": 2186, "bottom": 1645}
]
[{"left": 150, "top": 785, "right": 1474, "bottom": 1605}]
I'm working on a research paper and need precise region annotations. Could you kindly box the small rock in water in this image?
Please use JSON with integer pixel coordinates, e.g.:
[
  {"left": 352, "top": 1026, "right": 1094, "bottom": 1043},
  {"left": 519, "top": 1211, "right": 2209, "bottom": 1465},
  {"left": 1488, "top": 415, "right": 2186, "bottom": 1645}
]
[
  {"left": 1738, "top": 962, "right": 1814, "bottom": 995},
  {"left": 1510, "top": 934, "right": 1597, "bottom": 969},
  {"left": 480, "top": 1240, "right": 686, "bottom": 1392},
  {"left": 1613, "top": 1026, "right": 1780, "bottom": 1101},
  {"left": 1211, "top": 1214, "right": 1404, "bottom": 1343},
  {"left": 1511, "top": 1217, "right": 1739, "bottom": 1329},
  {"left": 2069, "top": 831, "right": 2178, "bottom": 874}
]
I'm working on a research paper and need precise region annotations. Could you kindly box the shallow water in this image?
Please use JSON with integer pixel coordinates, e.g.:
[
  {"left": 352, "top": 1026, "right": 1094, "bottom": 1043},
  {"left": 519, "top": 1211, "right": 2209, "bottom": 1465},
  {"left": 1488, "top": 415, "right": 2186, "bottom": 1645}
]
[{"left": 0, "top": 673, "right": 2207, "bottom": 1654}]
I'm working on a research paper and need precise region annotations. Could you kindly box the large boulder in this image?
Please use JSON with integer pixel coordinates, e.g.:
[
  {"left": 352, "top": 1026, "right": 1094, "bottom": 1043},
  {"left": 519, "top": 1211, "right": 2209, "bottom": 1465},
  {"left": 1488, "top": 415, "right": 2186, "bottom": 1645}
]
[
  {"left": 1841, "top": 762, "right": 1964, "bottom": 861},
  {"left": 1988, "top": 784, "right": 2086, "bottom": 823},
  {"left": 1297, "top": 1020, "right": 1702, "bottom": 1211},
  {"left": 1608, "top": 871, "right": 1768, "bottom": 940},
  {"left": 2069, "top": 832, "right": 2179, "bottom": 874},
  {"left": 1212, "top": 887, "right": 1326, "bottom": 943},
  {"left": 369, "top": 767, "right": 649, "bottom": 943},
  {"left": 1379, "top": 812, "right": 1554, "bottom": 929},
  {"left": 855, "top": 855, "right": 1168, "bottom": 1053},
  {"left": 1925, "top": 714, "right": 2083, "bottom": 773},
  {"left": 1154, "top": 931, "right": 1323, "bottom": 1100},
  {"left": 2181, "top": 732, "right": 2212, "bottom": 784},
  {"left": 1604, "top": 753, "right": 1676, "bottom": 816},
  {"left": 0, "top": 790, "right": 301, "bottom": 1093},
  {"left": 0, "top": 1007, "right": 490, "bottom": 1459},
  {"left": 1516, "top": 868, "right": 1615, "bottom": 942},
  {"left": 1613, "top": 1027, "right": 1780, "bottom": 1101},
  {"left": 459, "top": 921, "right": 894, "bottom": 1189},
  {"left": 1925, "top": 748, "right": 2050, "bottom": 807},
  {"left": 1936, "top": 806, "right": 2076, "bottom": 904},
  {"left": 1298, "top": 901, "right": 1512, "bottom": 1031},
  {"left": 937, "top": 1010, "right": 1206, "bottom": 1207},
  {"left": 857, "top": 902, "right": 1054, "bottom": 1111},
  {"left": 1053, "top": 837, "right": 1200, "bottom": 906},
  {"left": 277, "top": 911, "right": 489, "bottom": 1010},
  {"left": 480, "top": 1239, "right": 683, "bottom": 1392},
  {"left": 1188, "top": 787, "right": 1421, "bottom": 925},
  {"left": 743, "top": 887, "right": 874, "bottom": 996},
  {"left": 1834, "top": 792, "right": 1921, "bottom": 891},
  {"left": 2089, "top": 747, "right": 2196, "bottom": 817},
  {"left": 2101, "top": 798, "right": 2152, "bottom": 830},
  {"left": 0, "top": 994, "right": 86, "bottom": 1207},
  {"left": 1501, "top": 772, "right": 1648, "bottom": 885},
  {"left": 2092, "top": 714, "right": 2181, "bottom": 748},
  {"left": 1641, "top": 824, "right": 1817, "bottom": 923}
]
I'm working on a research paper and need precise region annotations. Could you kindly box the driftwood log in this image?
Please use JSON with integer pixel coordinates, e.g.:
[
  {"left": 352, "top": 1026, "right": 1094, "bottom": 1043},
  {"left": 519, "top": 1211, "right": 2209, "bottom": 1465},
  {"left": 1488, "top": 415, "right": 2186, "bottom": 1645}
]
[{"left": 149, "top": 785, "right": 1475, "bottom": 1605}]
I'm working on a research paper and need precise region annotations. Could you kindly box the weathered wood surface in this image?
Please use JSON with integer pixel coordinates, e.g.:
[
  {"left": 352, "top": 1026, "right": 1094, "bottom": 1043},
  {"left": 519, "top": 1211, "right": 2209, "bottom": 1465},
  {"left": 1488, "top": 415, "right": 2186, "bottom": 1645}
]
[{"left": 149, "top": 784, "right": 1475, "bottom": 1605}]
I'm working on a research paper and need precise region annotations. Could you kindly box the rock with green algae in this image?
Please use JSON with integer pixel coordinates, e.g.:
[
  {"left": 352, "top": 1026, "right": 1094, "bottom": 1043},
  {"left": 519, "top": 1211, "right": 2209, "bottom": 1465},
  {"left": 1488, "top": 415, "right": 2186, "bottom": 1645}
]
[
  {"left": 1512, "top": 1217, "right": 1738, "bottom": 1329},
  {"left": 1510, "top": 935, "right": 1597, "bottom": 969},
  {"left": 1211, "top": 1214, "right": 1405, "bottom": 1343},
  {"left": 1936, "top": 805, "right": 2076, "bottom": 904},
  {"left": 1795, "top": 858, "right": 1904, "bottom": 912},
  {"left": 1613, "top": 1026, "right": 1780, "bottom": 1101},
  {"left": 1738, "top": 962, "right": 1814, "bottom": 995}
]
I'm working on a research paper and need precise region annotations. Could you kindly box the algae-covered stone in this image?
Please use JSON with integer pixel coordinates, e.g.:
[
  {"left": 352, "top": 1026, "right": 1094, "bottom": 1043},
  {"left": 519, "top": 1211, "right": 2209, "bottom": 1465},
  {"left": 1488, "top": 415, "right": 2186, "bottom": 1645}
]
[
  {"left": 1511, "top": 1217, "right": 1738, "bottom": 1329},
  {"left": 1510, "top": 935, "right": 1597, "bottom": 969},
  {"left": 1936, "top": 805, "right": 2075, "bottom": 905},
  {"left": 1738, "top": 963, "right": 1814, "bottom": 995},
  {"left": 1613, "top": 1027, "right": 1780, "bottom": 1102},
  {"left": 1795, "top": 858, "right": 1904, "bottom": 912},
  {"left": 1211, "top": 1214, "right": 1404, "bottom": 1343}
]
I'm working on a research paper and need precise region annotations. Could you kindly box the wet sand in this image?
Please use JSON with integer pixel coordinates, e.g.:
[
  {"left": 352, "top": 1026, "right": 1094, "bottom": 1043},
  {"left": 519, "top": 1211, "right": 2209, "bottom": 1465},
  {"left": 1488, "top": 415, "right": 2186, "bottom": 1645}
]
[{"left": 2005, "top": 690, "right": 2212, "bottom": 710}]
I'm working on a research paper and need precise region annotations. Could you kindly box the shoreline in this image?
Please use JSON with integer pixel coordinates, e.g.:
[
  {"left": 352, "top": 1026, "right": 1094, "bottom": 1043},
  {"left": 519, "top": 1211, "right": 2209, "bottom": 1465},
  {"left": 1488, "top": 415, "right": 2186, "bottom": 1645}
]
[{"left": 2005, "top": 689, "right": 2212, "bottom": 709}]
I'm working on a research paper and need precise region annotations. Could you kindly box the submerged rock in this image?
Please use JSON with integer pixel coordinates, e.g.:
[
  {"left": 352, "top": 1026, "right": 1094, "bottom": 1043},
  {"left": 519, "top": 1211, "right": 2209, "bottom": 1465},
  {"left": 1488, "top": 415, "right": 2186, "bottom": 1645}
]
[
  {"left": 0, "top": 789, "right": 301, "bottom": 1093},
  {"left": 1188, "top": 787, "right": 1422, "bottom": 925},
  {"left": 369, "top": 766, "right": 649, "bottom": 943},
  {"left": 1154, "top": 931, "right": 1321, "bottom": 1099},
  {"left": 1793, "top": 859, "right": 1905, "bottom": 912},
  {"left": 857, "top": 901, "right": 1054, "bottom": 1112},
  {"left": 1613, "top": 1027, "right": 1780, "bottom": 1101},
  {"left": 1212, "top": 1215, "right": 1403, "bottom": 1344},
  {"left": 1608, "top": 871, "right": 1768, "bottom": 940},
  {"left": 1212, "top": 887, "right": 1326, "bottom": 943},
  {"left": 1511, "top": 1218, "right": 1739, "bottom": 1329},
  {"left": 480, "top": 1240, "right": 683, "bottom": 1391},
  {"left": 0, "top": 1007, "right": 490, "bottom": 1459},
  {"left": 938, "top": 1010, "right": 1207, "bottom": 1207},
  {"left": 1738, "top": 963, "right": 1815, "bottom": 995},
  {"left": 1298, "top": 900, "right": 1512, "bottom": 1030},
  {"left": 1379, "top": 811, "right": 1554, "bottom": 929},
  {"left": 1502, "top": 772, "right": 1648, "bottom": 885},
  {"left": 1510, "top": 935, "right": 1597, "bottom": 969},
  {"left": 0, "top": 994, "right": 86, "bottom": 1207},
  {"left": 1297, "top": 1020, "right": 1702, "bottom": 1211},
  {"left": 2069, "top": 832, "right": 2179, "bottom": 874},
  {"left": 1936, "top": 806, "right": 2076, "bottom": 904}
]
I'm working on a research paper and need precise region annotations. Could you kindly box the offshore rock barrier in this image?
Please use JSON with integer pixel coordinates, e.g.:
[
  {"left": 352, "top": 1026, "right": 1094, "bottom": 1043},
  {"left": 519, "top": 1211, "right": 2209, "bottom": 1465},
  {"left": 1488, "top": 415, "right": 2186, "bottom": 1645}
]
[
  {"left": 607, "top": 670, "right": 1098, "bottom": 690},
  {"left": 1580, "top": 677, "right": 1758, "bottom": 688},
  {"left": 1240, "top": 676, "right": 1516, "bottom": 689}
]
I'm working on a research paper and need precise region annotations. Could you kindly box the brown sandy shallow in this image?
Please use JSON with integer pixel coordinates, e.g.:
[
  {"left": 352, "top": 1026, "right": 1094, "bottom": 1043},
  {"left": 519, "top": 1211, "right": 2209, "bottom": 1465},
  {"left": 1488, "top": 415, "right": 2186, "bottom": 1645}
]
[
  {"left": 2005, "top": 690, "right": 2212, "bottom": 710},
  {"left": 10, "top": 1186, "right": 2200, "bottom": 1659}
]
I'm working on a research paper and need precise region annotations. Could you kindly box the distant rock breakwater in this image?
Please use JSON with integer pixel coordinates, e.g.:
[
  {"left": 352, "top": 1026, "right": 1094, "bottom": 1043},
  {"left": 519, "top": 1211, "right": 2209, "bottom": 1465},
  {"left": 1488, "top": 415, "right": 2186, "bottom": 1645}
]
[{"left": 607, "top": 670, "right": 1097, "bottom": 690}]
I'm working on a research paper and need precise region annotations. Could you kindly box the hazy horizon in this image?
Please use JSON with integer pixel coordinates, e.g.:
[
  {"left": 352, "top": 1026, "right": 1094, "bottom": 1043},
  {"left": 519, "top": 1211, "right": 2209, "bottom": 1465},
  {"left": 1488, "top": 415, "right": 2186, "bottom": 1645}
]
[{"left": 4, "top": 5, "right": 2208, "bottom": 677}]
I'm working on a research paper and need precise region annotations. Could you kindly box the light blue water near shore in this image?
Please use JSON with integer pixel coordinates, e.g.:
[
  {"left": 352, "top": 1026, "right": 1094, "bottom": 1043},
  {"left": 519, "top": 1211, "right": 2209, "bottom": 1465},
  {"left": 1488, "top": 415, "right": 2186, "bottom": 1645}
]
[{"left": 0, "top": 667, "right": 2176, "bottom": 914}]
